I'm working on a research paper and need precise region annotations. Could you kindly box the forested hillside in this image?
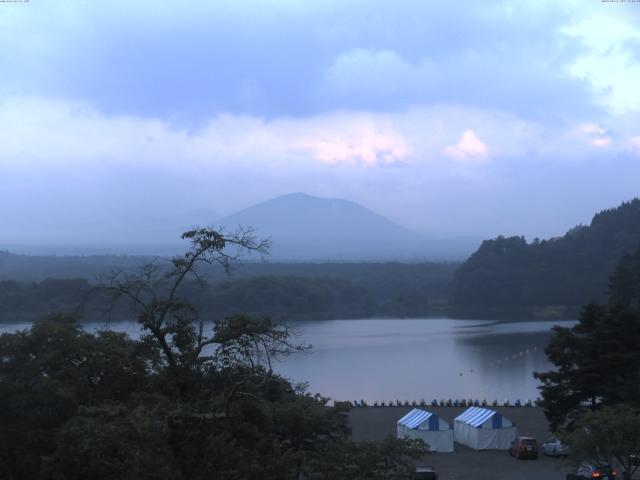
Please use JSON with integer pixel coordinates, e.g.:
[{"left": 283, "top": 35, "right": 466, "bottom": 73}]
[
  {"left": 450, "top": 199, "right": 640, "bottom": 319},
  {"left": 0, "top": 262, "right": 456, "bottom": 323}
]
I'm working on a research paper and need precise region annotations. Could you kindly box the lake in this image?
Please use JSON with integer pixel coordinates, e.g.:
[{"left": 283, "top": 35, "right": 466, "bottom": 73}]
[{"left": 0, "top": 317, "right": 571, "bottom": 404}]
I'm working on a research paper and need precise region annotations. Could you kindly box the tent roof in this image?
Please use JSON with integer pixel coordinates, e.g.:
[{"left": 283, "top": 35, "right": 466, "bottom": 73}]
[
  {"left": 454, "top": 407, "right": 500, "bottom": 427},
  {"left": 397, "top": 408, "right": 436, "bottom": 429}
]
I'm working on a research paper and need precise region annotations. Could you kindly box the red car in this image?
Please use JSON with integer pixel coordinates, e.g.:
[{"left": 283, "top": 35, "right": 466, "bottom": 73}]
[{"left": 509, "top": 436, "right": 539, "bottom": 459}]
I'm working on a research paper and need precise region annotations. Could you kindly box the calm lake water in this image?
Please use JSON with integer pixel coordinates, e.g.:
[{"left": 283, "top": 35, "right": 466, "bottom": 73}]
[{"left": 0, "top": 318, "right": 572, "bottom": 403}]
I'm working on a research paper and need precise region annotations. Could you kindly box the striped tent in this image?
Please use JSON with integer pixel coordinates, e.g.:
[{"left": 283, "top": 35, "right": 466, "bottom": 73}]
[
  {"left": 453, "top": 407, "right": 516, "bottom": 450},
  {"left": 396, "top": 408, "right": 454, "bottom": 452}
]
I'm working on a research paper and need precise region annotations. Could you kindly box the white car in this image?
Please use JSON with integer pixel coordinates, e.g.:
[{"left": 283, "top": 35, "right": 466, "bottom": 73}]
[{"left": 542, "top": 437, "right": 570, "bottom": 457}]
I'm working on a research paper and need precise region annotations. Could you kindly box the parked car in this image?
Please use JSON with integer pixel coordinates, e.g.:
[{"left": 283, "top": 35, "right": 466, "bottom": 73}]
[
  {"left": 622, "top": 455, "right": 640, "bottom": 479},
  {"left": 542, "top": 437, "right": 570, "bottom": 457},
  {"left": 566, "top": 463, "right": 617, "bottom": 479},
  {"left": 509, "top": 436, "right": 539, "bottom": 459},
  {"left": 412, "top": 465, "right": 437, "bottom": 480}
]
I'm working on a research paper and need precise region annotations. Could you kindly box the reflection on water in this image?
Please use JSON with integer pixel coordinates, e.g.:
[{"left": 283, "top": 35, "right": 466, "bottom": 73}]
[
  {"left": 276, "top": 319, "right": 574, "bottom": 403},
  {"left": 0, "top": 318, "right": 574, "bottom": 403}
]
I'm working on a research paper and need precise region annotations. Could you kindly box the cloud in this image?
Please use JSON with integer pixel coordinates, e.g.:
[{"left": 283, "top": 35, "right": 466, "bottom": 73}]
[
  {"left": 580, "top": 123, "right": 606, "bottom": 136},
  {"left": 0, "top": 98, "right": 536, "bottom": 174},
  {"left": 2, "top": 1, "right": 640, "bottom": 245},
  {"left": 562, "top": 14, "right": 640, "bottom": 115},
  {"left": 324, "top": 49, "right": 438, "bottom": 102},
  {"left": 0, "top": 1, "right": 602, "bottom": 122},
  {"left": 298, "top": 135, "right": 411, "bottom": 167},
  {"left": 2, "top": 97, "right": 629, "bottom": 176},
  {"left": 2, "top": 95, "right": 640, "bottom": 244},
  {"left": 0, "top": 97, "right": 414, "bottom": 171},
  {"left": 578, "top": 123, "right": 612, "bottom": 148},
  {"left": 443, "top": 130, "right": 489, "bottom": 162}
]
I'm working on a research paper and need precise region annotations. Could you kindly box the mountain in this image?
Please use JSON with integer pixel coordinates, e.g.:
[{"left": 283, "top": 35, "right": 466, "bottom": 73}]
[
  {"left": 218, "top": 193, "right": 476, "bottom": 261},
  {"left": 449, "top": 198, "right": 640, "bottom": 319},
  {"left": 2, "top": 192, "right": 479, "bottom": 259}
]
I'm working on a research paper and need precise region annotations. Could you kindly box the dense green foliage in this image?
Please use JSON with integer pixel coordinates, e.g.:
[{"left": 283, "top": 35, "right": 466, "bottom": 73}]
[
  {"left": 534, "top": 303, "right": 640, "bottom": 429},
  {"left": 0, "top": 228, "right": 429, "bottom": 479},
  {"left": 0, "top": 251, "right": 456, "bottom": 289},
  {"left": 0, "top": 316, "right": 427, "bottom": 480},
  {"left": 0, "top": 250, "right": 147, "bottom": 281},
  {"left": 609, "top": 246, "right": 640, "bottom": 309},
  {"left": 207, "top": 275, "right": 376, "bottom": 319},
  {"left": 564, "top": 406, "right": 640, "bottom": 479},
  {"left": 535, "top": 245, "right": 640, "bottom": 430},
  {"left": 0, "top": 278, "right": 94, "bottom": 322},
  {"left": 450, "top": 199, "right": 640, "bottom": 319},
  {"left": 0, "top": 262, "right": 456, "bottom": 323}
]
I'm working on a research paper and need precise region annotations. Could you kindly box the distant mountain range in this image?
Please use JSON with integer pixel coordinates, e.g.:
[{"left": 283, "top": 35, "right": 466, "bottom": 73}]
[
  {"left": 450, "top": 198, "right": 640, "bottom": 319},
  {"left": 217, "top": 193, "right": 479, "bottom": 261},
  {"left": 1, "top": 192, "right": 480, "bottom": 260}
]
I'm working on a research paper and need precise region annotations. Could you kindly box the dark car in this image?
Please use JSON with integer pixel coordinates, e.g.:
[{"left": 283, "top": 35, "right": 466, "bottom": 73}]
[
  {"left": 566, "top": 463, "right": 617, "bottom": 479},
  {"left": 509, "top": 436, "right": 539, "bottom": 459},
  {"left": 412, "top": 465, "right": 437, "bottom": 480}
]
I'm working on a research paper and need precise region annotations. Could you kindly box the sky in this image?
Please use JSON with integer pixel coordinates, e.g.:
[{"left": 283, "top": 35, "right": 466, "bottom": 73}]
[{"left": 1, "top": 0, "right": 640, "bottom": 246}]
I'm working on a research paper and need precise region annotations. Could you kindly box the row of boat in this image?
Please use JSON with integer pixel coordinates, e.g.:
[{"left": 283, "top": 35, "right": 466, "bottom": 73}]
[{"left": 347, "top": 398, "right": 538, "bottom": 407}]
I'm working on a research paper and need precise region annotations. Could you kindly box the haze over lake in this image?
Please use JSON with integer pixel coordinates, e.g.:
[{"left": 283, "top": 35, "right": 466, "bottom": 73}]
[{"left": 0, "top": 318, "right": 569, "bottom": 403}]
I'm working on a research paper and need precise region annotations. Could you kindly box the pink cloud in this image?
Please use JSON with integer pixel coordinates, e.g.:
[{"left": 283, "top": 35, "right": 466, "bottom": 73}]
[
  {"left": 298, "top": 131, "right": 412, "bottom": 167},
  {"left": 580, "top": 123, "right": 611, "bottom": 148},
  {"left": 592, "top": 137, "right": 611, "bottom": 147},
  {"left": 443, "top": 129, "right": 489, "bottom": 162}
]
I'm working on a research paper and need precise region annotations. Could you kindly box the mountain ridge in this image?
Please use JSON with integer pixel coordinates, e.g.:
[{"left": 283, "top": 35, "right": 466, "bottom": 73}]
[
  {"left": 450, "top": 198, "right": 640, "bottom": 319},
  {"left": 218, "top": 192, "right": 476, "bottom": 261}
]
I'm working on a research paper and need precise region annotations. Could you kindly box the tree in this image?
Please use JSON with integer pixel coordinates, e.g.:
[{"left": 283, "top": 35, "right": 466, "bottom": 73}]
[
  {"left": 609, "top": 245, "right": 640, "bottom": 309},
  {"left": 534, "top": 303, "right": 640, "bottom": 429},
  {"left": 0, "top": 314, "right": 158, "bottom": 480},
  {"left": 301, "top": 436, "right": 429, "bottom": 480},
  {"left": 100, "top": 228, "right": 271, "bottom": 391},
  {"left": 0, "top": 227, "right": 431, "bottom": 479},
  {"left": 564, "top": 406, "right": 640, "bottom": 480},
  {"left": 535, "top": 245, "right": 640, "bottom": 430},
  {"left": 53, "top": 404, "right": 181, "bottom": 480}
]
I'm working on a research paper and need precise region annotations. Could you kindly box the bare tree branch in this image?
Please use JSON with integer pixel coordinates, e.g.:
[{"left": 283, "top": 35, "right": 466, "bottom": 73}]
[{"left": 97, "top": 226, "right": 274, "bottom": 385}]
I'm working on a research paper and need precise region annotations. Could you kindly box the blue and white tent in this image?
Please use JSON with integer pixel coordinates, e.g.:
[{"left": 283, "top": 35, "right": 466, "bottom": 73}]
[
  {"left": 396, "top": 408, "right": 454, "bottom": 452},
  {"left": 454, "top": 407, "right": 516, "bottom": 450}
]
